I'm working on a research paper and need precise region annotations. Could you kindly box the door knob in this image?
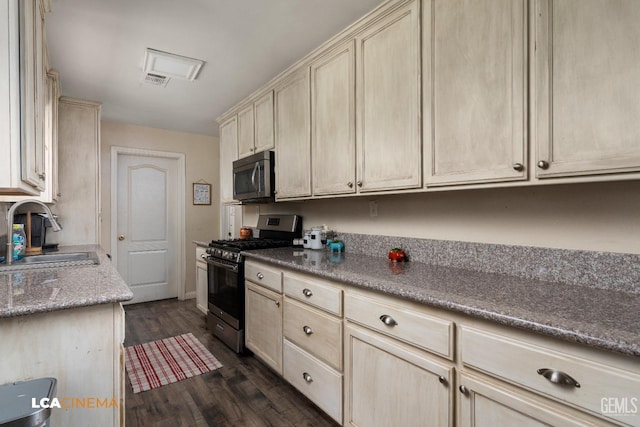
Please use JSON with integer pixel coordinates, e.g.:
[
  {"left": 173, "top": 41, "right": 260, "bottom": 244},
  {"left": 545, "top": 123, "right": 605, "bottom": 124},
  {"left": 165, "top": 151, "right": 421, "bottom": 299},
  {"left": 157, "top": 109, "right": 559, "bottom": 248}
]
[{"left": 118, "top": 235, "right": 125, "bottom": 241}]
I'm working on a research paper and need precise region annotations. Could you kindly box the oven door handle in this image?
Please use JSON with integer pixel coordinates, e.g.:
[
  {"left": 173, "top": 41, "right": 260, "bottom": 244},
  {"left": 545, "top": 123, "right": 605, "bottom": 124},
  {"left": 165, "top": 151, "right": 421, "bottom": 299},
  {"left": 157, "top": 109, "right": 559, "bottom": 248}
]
[{"left": 205, "top": 258, "right": 239, "bottom": 273}]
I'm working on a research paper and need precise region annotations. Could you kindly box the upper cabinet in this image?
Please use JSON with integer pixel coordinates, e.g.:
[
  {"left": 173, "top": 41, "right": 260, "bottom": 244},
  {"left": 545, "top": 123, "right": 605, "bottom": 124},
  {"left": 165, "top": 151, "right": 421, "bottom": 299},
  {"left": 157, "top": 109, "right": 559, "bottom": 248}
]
[
  {"left": 356, "top": 0, "right": 421, "bottom": 193},
  {"left": 0, "top": 0, "right": 49, "bottom": 196},
  {"left": 425, "top": 0, "right": 527, "bottom": 186},
  {"left": 311, "top": 41, "right": 356, "bottom": 196},
  {"left": 274, "top": 69, "right": 312, "bottom": 200},
  {"left": 237, "top": 91, "right": 274, "bottom": 159},
  {"left": 533, "top": 0, "right": 640, "bottom": 178},
  {"left": 219, "top": 115, "right": 238, "bottom": 203}
]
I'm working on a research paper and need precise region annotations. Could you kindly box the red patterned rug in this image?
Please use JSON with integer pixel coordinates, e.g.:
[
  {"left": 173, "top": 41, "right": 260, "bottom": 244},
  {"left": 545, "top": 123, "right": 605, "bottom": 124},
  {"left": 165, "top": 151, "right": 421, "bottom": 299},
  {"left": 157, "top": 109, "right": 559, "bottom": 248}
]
[{"left": 125, "top": 333, "right": 222, "bottom": 393}]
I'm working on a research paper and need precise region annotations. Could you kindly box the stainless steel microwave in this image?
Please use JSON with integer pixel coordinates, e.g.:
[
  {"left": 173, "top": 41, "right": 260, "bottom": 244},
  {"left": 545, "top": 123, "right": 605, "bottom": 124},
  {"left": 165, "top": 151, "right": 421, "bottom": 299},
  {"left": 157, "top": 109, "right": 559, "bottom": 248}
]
[{"left": 232, "top": 151, "right": 275, "bottom": 203}]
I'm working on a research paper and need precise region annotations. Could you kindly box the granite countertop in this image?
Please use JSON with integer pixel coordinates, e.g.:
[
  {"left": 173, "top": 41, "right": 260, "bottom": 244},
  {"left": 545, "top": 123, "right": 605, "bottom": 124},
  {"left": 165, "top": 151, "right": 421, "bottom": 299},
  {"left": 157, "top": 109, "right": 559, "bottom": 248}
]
[
  {"left": 243, "top": 247, "right": 640, "bottom": 358},
  {"left": 0, "top": 245, "right": 133, "bottom": 318}
]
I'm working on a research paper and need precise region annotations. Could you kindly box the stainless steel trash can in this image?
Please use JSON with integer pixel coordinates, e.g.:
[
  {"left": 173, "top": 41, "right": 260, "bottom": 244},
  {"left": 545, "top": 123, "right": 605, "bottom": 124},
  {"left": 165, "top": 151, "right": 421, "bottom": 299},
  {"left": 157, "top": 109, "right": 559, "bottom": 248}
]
[{"left": 0, "top": 378, "right": 57, "bottom": 427}]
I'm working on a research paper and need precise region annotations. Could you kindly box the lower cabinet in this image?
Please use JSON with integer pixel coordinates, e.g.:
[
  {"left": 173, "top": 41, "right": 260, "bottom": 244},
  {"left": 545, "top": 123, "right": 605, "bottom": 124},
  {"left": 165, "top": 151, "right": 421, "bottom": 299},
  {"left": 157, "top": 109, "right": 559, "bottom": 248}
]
[
  {"left": 344, "top": 322, "right": 453, "bottom": 427},
  {"left": 458, "top": 372, "right": 603, "bottom": 427},
  {"left": 245, "top": 280, "right": 283, "bottom": 374},
  {"left": 195, "top": 246, "right": 207, "bottom": 314}
]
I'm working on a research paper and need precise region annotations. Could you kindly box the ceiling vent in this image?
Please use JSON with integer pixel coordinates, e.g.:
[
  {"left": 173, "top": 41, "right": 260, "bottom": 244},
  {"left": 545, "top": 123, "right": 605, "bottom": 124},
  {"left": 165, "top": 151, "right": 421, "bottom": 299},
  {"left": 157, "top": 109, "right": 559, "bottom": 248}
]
[{"left": 142, "top": 48, "right": 205, "bottom": 86}]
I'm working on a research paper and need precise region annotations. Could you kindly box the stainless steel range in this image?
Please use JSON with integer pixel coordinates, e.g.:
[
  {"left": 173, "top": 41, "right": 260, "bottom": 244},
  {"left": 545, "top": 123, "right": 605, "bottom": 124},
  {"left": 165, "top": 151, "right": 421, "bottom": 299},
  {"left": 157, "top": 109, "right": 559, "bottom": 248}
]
[{"left": 204, "top": 214, "right": 302, "bottom": 353}]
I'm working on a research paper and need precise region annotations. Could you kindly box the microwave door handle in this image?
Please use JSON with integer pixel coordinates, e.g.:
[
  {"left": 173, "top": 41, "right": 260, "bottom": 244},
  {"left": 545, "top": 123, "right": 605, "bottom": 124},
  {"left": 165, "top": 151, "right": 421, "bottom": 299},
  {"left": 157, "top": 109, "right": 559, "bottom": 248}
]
[
  {"left": 250, "top": 162, "right": 258, "bottom": 190},
  {"left": 257, "top": 163, "right": 262, "bottom": 193}
]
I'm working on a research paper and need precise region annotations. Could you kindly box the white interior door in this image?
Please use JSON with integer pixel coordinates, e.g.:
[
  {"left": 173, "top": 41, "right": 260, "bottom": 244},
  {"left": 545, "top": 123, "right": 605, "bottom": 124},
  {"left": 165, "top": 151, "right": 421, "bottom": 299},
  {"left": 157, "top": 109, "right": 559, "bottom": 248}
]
[{"left": 116, "top": 154, "right": 179, "bottom": 304}]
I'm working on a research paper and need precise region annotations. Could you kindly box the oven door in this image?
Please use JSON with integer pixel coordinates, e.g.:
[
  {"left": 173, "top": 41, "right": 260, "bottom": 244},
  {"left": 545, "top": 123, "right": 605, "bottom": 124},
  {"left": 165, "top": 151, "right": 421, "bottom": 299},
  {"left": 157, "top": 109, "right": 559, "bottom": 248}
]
[{"left": 206, "top": 257, "right": 244, "bottom": 329}]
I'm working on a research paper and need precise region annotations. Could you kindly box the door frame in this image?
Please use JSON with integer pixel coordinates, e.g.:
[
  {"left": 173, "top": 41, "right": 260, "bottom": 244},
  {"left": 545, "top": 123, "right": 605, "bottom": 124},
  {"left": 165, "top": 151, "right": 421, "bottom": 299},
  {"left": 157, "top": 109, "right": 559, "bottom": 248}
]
[{"left": 110, "top": 146, "right": 187, "bottom": 300}]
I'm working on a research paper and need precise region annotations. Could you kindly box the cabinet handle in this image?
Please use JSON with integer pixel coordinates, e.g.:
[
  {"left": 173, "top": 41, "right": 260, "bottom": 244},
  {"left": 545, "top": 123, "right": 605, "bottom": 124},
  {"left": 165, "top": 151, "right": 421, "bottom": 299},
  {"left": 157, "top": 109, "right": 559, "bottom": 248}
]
[
  {"left": 537, "top": 368, "right": 580, "bottom": 388},
  {"left": 347, "top": 182, "right": 353, "bottom": 188},
  {"left": 257, "top": 272, "right": 264, "bottom": 280},
  {"left": 302, "top": 288, "right": 313, "bottom": 297},
  {"left": 302, "top": 372, "right": 313, "bottom": 383},
  {"left": 379, "top": 314, "right": 398, "bottom": 327},
  {"left": 438, "top": 376, "right": 447, "bottom": 386},
  {"left": 303, "top": 325, "right": 313, "bottom": 335},
  {"left": 201, "top": 254, "right": 208, "bottom": 260},
  {"left": 357, "top": 180, "right": 363, "bottom": 187},
  {"left": 537, "top": 160, "right": 550, "bottom": 170},
  {"left": 512, "top": 163, "right": 524, "bottom": 172},
  {"left": 38, "top": 172, "right": 46, "bottom": 180},
  {"left": 459, "top": 385, "right": 469, "bottom": 396}
]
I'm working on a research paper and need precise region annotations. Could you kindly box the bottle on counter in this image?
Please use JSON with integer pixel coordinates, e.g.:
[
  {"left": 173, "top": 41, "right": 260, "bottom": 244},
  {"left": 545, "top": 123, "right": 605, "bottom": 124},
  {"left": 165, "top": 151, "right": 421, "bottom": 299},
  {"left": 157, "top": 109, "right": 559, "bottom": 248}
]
[{"left": 12, "top": 223, "right": 26, "bottom": 261}]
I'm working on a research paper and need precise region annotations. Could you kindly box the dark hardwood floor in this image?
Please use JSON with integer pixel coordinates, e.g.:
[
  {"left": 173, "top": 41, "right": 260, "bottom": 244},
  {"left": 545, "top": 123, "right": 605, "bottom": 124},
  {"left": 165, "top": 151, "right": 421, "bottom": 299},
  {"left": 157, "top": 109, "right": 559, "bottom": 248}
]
[{"left": 124, "top": 298, "right": 338, "bottom": 427}]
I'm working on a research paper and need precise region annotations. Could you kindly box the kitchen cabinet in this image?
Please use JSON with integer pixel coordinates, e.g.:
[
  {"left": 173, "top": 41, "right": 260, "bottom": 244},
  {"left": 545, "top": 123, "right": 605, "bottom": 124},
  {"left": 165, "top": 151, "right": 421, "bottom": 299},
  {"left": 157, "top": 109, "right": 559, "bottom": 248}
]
[
  {"left": 0, "top": 303, "right": 126, "bottom": 426},
  {"left": 459, "top": 324, "right": 640, "bottom": 426},
  {"left": 195, "top": 246, "right": 207, "bottom": 314},
  {"left": 425, "top": 0, "right": 527, "bottom": 186},
  {"left": 274, "top": 68, "right": 311, "bottom": 200},
  {"left": 344, "top": 290, "right": 453, "bottom": 427},
  {"left": 311, "top": 41, "right": 356, "bottom": 196},
  {"left": 533, "top": 0, "right": 640, "bottom": 178},
  {"left": 245, "top": 261, "right": 283, "bottom": 374},
  {"left": 282, "top": 271, "right": 344, "bottom": 423},
  {"left": 237, "top": 91, "right": 275, "bottom": 159},
  {"left": 219, "top": 115, "right": 237, "bottom": 203},
  {"left": 355, "top": 0, "right": 421, "bottom": 193},
  {"left": 0, "top": 0, "right": 48, "bottom": 195}
]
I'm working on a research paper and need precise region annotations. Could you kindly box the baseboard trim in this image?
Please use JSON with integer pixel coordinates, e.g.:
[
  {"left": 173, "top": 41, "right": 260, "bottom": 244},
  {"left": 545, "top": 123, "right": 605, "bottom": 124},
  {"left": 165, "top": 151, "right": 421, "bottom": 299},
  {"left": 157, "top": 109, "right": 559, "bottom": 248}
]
[{"left": 183, "top": 291, "right": 196, "bottom": 300}]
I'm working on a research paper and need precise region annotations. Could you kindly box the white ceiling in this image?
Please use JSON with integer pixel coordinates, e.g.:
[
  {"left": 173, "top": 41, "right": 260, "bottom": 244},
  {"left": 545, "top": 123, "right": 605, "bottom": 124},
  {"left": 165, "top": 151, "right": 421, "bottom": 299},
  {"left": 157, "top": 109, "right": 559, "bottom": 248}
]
[{"left": 46, "top": 0, "right": 386, "bottom": 137}]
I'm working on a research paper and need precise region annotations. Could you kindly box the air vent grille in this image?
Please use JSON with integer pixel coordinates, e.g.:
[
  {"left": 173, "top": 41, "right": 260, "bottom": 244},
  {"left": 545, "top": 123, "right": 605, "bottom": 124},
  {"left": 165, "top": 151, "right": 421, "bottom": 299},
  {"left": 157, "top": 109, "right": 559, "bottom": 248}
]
[{"left": 143, "top": 72, "right": 170, "bottom": 87}]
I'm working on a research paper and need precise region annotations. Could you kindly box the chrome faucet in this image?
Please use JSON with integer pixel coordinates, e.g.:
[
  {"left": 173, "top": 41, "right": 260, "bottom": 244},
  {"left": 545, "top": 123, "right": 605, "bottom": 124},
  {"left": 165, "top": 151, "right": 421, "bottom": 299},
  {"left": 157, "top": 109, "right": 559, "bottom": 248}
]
[{"left": 5, "top": 199, "right": 62, "bottom": 264}]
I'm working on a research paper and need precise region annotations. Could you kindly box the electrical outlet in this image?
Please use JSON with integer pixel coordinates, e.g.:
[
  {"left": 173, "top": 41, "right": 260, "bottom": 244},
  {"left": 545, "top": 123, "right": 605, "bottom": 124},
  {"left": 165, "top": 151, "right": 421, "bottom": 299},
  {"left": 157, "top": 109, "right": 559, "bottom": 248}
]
[{"left": 369, "top": 201, "right": 378, "bottom": 217}]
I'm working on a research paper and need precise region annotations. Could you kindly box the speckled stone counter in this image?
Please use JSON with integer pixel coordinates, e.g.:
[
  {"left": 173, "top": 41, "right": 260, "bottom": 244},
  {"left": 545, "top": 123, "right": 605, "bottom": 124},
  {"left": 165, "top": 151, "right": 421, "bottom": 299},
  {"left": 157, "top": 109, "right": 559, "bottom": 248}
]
[
  {"left": 243, "top": 247, "right": 640, "bottom": 358},
  {"left": 0, "top": 245, "right": 133, "bottom": 318}
]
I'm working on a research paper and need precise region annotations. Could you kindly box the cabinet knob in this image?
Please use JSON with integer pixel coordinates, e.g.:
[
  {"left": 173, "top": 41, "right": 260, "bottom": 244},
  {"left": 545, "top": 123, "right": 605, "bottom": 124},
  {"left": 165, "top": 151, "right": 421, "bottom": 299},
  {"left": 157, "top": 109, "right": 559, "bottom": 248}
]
[
  {"left": 257, "top": 272, "right": 264, "bottom": 280},
  {"left": 38, "top": 172, "right": 46, "bottom": 181},
  {"left": 537, "top": 368, "right": 580, "bottom": 388},
  {"left": 302, "top": 288, "right": 313, "bottom": 297},
  {"left": 357, "top": 181, "right": 363, "bottom": 187},
  {"left": 459, "top": 385, "right": 469, "bottom": 395},
  {"left": 302, "top": 372, "right": 313, "bottom": 383},
  {"left": 347, "top": 182, "right": 353, "bottom": 188},
  {"left": 537, "top": 160, "right": 550, "bottom": 170},
  {"left": 275, "top": 300, "right": 280, "bottom": 307},
  {"left": 379, "top": 314, "right": 398, "bottom": 327},
  {"left": 512, "top": 163, "right": 525, "bottom": 172},
  {"left": 118, "top": 235, "right": 125, "bottom": 241},
  {"left": 303, "top": 325, "right": 313, "bottom": 335},
  {"left": 438, "top": 376, "right": 447, "bottom": 386}
]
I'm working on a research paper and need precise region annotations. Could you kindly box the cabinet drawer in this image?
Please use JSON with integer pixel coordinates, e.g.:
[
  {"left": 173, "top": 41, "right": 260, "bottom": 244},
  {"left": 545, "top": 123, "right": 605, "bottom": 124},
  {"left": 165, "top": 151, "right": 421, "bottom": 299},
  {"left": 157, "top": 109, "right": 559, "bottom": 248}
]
[
  {"left": 245, "top": 261, "right": 282, "bottom": 292},
  {"left": 283, "top": 272, "right": 342, "bottom": 316},
  {"left": 283, "top": 298, "right": 342, "bottom": 370},
  {"left": 460, "top": 326, "right": 640, "bottom": 425},
  {"left": 344, "top": 292, "right": 453, "bottom": 360},
  {"left": 283, "top": 339, "right": 343, "bottom": 424}
]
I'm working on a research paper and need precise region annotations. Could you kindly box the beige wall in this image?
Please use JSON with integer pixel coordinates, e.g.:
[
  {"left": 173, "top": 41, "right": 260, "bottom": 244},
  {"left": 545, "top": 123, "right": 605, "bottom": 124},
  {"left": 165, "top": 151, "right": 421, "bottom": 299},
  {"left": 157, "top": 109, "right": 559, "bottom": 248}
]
[
  {"left": 100, "top": 121, "right": 219, "bottom": 296},
  {"left": 244, "top": 180, "right": 640, "bottom": 255}
]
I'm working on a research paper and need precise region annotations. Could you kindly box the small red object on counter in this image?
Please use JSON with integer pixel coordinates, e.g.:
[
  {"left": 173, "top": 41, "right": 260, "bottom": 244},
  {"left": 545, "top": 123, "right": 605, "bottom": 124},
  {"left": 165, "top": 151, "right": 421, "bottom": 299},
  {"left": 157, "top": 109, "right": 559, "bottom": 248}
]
[{"left": 388, "top": 248, "right": 406, "bottom": 262}]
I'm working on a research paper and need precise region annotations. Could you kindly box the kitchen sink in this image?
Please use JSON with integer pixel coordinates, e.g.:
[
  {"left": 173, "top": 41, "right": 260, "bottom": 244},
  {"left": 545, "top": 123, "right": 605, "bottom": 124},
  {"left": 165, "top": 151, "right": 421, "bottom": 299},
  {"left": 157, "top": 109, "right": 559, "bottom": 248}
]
[{"left": 0, "top": 251, "right": 100, "bottom": 272}]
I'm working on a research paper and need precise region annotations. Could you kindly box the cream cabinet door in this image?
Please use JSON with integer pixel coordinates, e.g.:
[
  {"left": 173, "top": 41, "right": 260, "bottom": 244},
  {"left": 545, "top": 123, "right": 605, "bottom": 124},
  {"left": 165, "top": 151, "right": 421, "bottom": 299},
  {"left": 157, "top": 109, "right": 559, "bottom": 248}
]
[
  {"left": 275, "top": 68, "right": 311, "bottom": 199},
  {"left": 219, "top": 115, "right": 237, "bottom": 202},
  {"left": 344, "top": 323, "right": 452, "bottom": 427},
  {"left": 458, "top": 373, "right": 606, "bottom": 427},
  {"left": 356, "top": 0, "right": 421, "bottom": 192},
  {"left": 254, "top": 91, "right": 274, "bottom": 154},
  {"left": 426, "top": 0, "right": 526, "bottom": 185},
  {"left": 245, "top": 281, "right": 283, "bottom": 374},
  {"left": 195, "top": 246, "right": 207, "bottom": 315},
  {"left": 534, "top": 0, "right": 640, "bottom": 178},
  {"left": 311, "top": 41, "right": 356, "bottom": 196},
  {"left": 237, "top": 104, "right": 254, "bottom": 159}
]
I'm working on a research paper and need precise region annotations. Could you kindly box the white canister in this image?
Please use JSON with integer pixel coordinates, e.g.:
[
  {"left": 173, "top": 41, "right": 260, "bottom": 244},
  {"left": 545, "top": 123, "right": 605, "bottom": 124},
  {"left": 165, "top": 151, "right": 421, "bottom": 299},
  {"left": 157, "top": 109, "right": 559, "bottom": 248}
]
[
  {"left": 303, "top": 231, "right": 312, "bottom": 249},
  {"left": 310, "top": 228, "right": 323, "bottom": 250}
]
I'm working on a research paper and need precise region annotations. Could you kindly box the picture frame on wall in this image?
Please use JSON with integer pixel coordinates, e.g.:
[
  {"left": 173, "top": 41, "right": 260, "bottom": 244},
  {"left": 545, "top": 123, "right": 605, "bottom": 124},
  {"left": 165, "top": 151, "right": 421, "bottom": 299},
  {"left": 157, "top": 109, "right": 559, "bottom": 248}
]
[{"left": 193, "top": 182, "right": 211, "bottom": 205}]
